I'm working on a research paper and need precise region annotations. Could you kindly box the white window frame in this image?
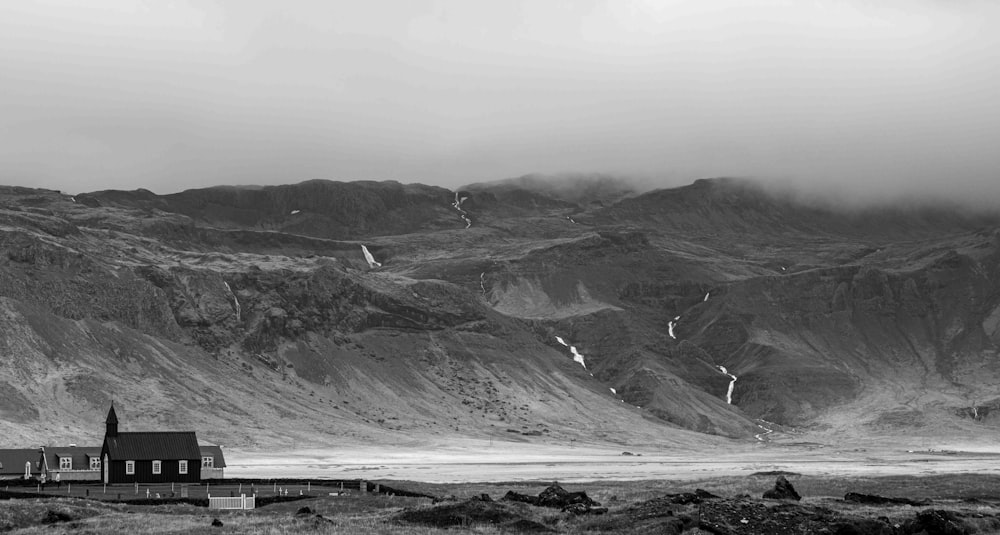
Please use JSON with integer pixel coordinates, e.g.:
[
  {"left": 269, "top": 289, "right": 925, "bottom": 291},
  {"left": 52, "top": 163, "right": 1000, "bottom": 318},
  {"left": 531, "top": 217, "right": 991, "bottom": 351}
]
[
  {"left": 202, "top": 456, "right": 214, "bottom": 468},
  {"left": 90, "top": 457, "right": 101, "bottom": 470},
  {"left": 152, "top": 460, "right": 161, "bottom": 475},
  {"left": 59, "top": 457, "right": 72, "bottom": 470},
  {"left": 179, "top": 460, "right": 188, "bottom": 475},
  {"left": 125, "top": 460, "right": 135, "bottom": 475}
]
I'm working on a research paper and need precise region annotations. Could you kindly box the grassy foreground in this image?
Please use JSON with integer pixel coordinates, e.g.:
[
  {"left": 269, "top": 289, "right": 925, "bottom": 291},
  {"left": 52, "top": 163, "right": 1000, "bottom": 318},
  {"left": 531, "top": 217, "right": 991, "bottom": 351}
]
[{"left": 3, "top": 473, "right": 1000, "bottom": 534}]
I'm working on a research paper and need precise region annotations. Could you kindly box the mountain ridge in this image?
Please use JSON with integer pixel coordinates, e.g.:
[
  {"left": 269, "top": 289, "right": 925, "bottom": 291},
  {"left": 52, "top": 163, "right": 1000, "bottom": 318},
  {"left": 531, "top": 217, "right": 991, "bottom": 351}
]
[{"left": 2, "top": 176, "right": 1000, "bottom": 449}]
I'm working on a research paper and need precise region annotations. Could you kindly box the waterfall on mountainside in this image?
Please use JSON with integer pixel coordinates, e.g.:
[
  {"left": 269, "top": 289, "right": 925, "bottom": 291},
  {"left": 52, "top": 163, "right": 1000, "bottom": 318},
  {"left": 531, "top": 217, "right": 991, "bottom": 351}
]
[
  {"left": 717, "top": 365, "right": 737, "bottom": 404},
  {"left": 361, "top": 245, "right": 381, "bottom": 268},
  {"left": 452, "top": 192, "right": 471, "bottom": 228},
  {"left": 223, "top": 281, "right": 241, "bottom": 322},
  {"left": 668, "top": 316, "right": 680, "bottom": 339}
]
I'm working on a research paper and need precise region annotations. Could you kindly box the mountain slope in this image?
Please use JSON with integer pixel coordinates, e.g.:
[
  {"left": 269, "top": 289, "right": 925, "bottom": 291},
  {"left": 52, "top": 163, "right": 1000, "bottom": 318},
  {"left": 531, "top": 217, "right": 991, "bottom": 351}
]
[{"left": 3, "top": 177, "right": 1000, "bottom": 449}]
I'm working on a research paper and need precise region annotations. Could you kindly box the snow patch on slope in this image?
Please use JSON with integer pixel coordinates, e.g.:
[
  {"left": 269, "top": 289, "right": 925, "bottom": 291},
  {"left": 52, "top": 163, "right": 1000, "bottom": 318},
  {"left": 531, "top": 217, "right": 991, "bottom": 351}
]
[{"left": 555, "top": 336, "right": 587, "bottom": 369}]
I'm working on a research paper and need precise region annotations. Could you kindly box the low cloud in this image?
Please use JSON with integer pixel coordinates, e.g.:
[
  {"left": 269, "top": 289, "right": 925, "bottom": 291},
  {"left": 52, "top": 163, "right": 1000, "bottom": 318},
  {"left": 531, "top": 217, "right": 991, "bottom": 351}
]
[{"left": 0, "top": 0, "right": 998, "bottom": 208}]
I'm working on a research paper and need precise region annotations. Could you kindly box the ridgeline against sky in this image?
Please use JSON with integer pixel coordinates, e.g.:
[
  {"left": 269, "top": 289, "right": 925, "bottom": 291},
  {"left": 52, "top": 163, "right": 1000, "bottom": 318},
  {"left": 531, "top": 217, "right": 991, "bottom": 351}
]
[{"left": 1, "top": 0, "right": 998, "bottom": 205}]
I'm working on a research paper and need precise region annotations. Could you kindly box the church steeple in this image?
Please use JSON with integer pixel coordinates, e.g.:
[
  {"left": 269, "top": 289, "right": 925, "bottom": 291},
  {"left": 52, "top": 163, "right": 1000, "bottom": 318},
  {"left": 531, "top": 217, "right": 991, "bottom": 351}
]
[{"left": 105, "top": 403, "right": 119, "bottom": 438}]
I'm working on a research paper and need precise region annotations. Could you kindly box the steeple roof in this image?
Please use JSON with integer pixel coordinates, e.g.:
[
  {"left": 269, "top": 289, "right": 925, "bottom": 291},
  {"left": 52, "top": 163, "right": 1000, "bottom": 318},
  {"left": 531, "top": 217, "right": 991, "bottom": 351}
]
[{"left": 106, "top": 403, "right": 118, "bottom": 425}]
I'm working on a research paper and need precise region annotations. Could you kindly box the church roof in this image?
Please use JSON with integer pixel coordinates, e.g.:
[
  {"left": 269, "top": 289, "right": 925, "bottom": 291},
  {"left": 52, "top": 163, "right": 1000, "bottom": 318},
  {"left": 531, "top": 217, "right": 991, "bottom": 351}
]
[{"left": 104, "top": 432, "right": 200, "bottom": 461}]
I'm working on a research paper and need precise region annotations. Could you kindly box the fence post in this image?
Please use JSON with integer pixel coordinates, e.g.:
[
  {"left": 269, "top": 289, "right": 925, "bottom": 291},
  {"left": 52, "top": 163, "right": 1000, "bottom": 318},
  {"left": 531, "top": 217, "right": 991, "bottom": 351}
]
[{"left": 241, "top": 494, "right": 246, "bottom": 510}]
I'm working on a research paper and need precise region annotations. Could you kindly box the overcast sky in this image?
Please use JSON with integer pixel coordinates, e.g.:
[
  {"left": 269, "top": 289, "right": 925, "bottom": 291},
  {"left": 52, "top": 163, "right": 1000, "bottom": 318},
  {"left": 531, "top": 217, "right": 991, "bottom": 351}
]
[{"left": 1, "top": 0, "right": 999, "bottom": 202}]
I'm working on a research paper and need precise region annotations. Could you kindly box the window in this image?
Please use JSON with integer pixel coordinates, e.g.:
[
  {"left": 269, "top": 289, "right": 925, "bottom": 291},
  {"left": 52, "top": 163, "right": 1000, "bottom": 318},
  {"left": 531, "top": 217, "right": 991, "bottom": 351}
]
[
  {"left": 179, "top": 460, "right": 188, "bottom": 475},
  {"left": 59, "top": 457, "right": 72, "bottom": 470},
  {"left": 152, "top": 460, "right": 161, "bottom": 475},
  {"left": 202, "top": 456, "right": 214, "bottom": 468},
  {"left": 125, "top": 460, "right": 135, "bottom": 475},
  {"left": 90, "top": 457, "right": 101, "bottom": 470}
]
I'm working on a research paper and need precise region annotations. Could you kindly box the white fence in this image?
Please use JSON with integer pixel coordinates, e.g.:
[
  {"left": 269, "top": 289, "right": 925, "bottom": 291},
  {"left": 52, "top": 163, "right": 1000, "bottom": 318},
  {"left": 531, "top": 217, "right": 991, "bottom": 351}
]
[{"left": 208, "top": 494, "right": 255, "bottom": 510}]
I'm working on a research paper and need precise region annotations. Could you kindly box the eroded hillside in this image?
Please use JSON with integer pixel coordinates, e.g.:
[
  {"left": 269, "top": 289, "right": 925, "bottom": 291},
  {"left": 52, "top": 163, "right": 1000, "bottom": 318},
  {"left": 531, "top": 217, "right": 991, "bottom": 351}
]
[{"left": 2, "top": 177, "right": 1000, "bottom": 449}]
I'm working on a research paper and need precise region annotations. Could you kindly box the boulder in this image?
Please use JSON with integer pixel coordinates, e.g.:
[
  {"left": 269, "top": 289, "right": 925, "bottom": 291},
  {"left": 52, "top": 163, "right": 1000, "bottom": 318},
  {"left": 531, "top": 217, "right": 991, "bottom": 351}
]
[
  {"left": 668, "top": 488, "right": 721, "bottom": 505},
  {"left": 762, "top": 476, "right": 801, "bottom": 501},
  {"left": 538, "top": 484, "right": 597, "bottom": 508},
  {"left": 502, "top": 484, "right": 599, "bottom": 509},
  {"left": 562, "top": 503, "right": 608, "bottom": 515},
  {"left": 906, "top": 509, "right": 970, "bottom": 535}
]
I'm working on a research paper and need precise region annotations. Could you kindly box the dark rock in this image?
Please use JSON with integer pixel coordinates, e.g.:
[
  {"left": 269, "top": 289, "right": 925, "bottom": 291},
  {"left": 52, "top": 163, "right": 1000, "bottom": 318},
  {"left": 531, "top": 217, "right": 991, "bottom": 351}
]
[
  {"left": 311, "top": 514, "right": 334, "bottom": 524},
  {"left": 473, "top": 493, "right": 492, "bottom": 502},
  {"left": 503, "top": 490, "right": 540, "bottom": 506},
  {"left": 295, "top": 506, "right": 313, "bottom": 515},
  {"left": 538, "top": 484, "right": 598, "bottom": 508},
  {"left": 844, "top": 492, "right": 929, "bottom": 507},
  {"left": 504, "top": 484, "right": 598, "bottom": 509},
  {"left": 667, "top": 488, "right": 722, "bottom": 505},
  {"left": 908, "top": 509, "right": 970, "bottom": 535},
  {"left": 211, "top": 518, "right": 224, "bottom": 527},
  {"left": 831, "top": 519, "right": 896, "bottom": 535},
  {"left": 762, "top": 475, "right": 801, "bottom": 501},
  {"left": 561, "top": 503, "right": 608, "bottom": 515},
  {"left": 41, "top": 510, "right": 73, "bottom": 524}
]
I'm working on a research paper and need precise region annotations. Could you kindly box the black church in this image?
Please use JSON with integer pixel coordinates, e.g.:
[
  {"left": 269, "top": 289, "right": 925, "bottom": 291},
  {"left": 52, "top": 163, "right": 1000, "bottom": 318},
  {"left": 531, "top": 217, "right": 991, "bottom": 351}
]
[{"left": 100, "top": 404, "right": 202, "bottom": 484}]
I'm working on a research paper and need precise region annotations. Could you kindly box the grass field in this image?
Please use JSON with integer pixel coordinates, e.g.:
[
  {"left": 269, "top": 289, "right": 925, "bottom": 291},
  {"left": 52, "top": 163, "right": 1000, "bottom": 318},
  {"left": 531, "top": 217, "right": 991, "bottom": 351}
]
[{"left": 3, "top": 473, "right": 1000, "bottom": 534}]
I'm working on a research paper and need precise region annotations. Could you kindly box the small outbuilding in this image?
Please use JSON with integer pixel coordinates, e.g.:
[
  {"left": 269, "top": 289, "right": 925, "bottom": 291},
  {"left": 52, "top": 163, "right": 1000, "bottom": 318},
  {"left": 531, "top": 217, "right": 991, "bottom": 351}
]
[
  {"left": 100, "top": 404, "right": 202, "bottom": 484},
  {"left": 199, "top": 445, "right": 226, "bottom": 479}
]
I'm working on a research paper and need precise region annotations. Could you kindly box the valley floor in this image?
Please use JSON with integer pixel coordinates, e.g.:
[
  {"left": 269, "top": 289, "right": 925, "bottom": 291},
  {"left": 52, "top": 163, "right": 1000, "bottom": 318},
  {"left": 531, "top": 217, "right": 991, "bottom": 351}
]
[{"left": 226, "top": 438, "right": 1000, "bottom": 483}]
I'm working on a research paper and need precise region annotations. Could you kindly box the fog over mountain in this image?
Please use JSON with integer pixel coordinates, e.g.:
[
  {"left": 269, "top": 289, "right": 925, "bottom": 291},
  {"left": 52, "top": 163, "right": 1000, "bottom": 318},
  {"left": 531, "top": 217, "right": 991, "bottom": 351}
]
[{"left": 2, "top": 1, "right": 999, "bottom": 205}]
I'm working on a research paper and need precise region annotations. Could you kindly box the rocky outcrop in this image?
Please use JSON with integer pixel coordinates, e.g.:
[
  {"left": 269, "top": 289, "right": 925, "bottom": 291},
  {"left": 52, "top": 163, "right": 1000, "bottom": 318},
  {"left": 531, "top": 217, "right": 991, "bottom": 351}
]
[
  {"left": 503, "top": 484, "right": 600, "bottom": 510},
  {"left": 762, "top": 476, "right": 801, "bottom": 501}
]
